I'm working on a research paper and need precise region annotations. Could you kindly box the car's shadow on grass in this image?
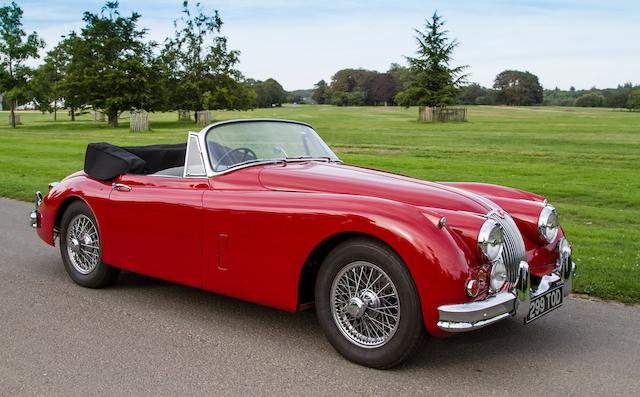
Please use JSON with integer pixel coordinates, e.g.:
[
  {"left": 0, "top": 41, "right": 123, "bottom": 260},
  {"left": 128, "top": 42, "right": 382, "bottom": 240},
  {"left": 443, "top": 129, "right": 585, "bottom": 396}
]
[{"left": 109, "top": 270, "right": 581, "bottom": 371}]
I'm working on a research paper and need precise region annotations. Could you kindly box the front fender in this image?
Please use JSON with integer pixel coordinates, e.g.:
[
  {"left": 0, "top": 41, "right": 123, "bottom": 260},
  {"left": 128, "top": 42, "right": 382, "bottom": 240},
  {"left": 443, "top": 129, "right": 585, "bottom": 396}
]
[
  {"left": 36, "top": 174, "right": 112, "bottom": 248},
  {"left": 278, "top": 193, "right": 474, "bottom": 337}
]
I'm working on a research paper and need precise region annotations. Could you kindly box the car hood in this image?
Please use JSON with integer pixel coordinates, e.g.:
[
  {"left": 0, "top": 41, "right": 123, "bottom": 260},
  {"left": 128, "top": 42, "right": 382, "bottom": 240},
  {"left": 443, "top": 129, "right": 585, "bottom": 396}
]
[{"left": 259, "top": 162, "right": 495, "bottom": 215}]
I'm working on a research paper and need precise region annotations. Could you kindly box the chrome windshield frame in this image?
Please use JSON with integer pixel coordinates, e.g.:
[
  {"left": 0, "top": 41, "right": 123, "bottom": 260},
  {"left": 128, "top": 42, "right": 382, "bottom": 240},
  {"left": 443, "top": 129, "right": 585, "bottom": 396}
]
[{"left": 196, "top": 118, "right": 341, "bottom": 177}]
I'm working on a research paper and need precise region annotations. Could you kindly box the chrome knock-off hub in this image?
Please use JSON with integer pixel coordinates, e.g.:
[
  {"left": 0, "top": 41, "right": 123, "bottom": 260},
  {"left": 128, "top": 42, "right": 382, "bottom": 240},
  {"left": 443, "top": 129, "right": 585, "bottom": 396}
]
[
  {"left": 69, "top": 237, "right": 80, "bottom": 254},
  {"left": 346, "top": 289, "right": 381, "bottom": 319}
]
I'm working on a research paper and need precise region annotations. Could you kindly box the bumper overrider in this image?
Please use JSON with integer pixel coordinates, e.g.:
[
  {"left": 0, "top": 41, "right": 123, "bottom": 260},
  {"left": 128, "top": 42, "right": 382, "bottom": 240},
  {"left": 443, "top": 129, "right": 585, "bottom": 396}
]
[
  {"left": 30, "top": 191, "right": 43, "bottom": 228},
  {"left": 437, "top": 239, "right": 575, "bottom": 332}
]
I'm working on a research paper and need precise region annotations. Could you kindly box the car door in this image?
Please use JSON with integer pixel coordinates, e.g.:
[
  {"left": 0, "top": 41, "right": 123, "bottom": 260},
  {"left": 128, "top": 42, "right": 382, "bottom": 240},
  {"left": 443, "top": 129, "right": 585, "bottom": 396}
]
[{"left": 105, "top": 134, "right": 210, "bottom": 288}]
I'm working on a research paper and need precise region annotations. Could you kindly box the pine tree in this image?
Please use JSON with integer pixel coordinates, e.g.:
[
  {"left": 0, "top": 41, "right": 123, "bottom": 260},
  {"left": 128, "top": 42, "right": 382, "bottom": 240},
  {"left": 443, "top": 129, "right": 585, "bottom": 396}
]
[{"left": 396, "top": 11, "right": 467, "bottom": 109}]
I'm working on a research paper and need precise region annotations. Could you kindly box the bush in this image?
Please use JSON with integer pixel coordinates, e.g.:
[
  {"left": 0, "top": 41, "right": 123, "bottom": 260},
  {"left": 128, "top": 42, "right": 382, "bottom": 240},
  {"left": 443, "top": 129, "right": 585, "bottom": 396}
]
[
  {"left": 329, "top": 90, "right": 365, "bottom": 106},
  {"left": 346, "top": 91, "right": 365, "bottom": 106},
  {"left": 627, "top": 89, "right": 640, "bottom": 110},
  {"left": 329, "top": 92, "right": 348, "bottom": 106},
  {"left": 475, "top": 95, "right": 495, "bottom": 105},
  {"left": 575, "top": 92, "right": 605, "bottom": 107}
]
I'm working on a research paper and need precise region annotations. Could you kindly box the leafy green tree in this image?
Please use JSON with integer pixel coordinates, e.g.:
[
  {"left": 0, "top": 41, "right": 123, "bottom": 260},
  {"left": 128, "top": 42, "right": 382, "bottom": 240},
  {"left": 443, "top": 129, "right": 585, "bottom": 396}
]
[
  {"left": 0, "top": 1, "right": 45, "bottom": 127},
  {"left": 395, "top": 11, "right": 467, "bottom": 108},
  {"left": 251, "top": 78, "right": 287, "bottom": 108},
  {"left": 605, "top": 90, "right": 630, "bottom": 108},
  {"left": 493, "top": 70, "right": 543, "bottom": 105},
  {"left": 201, "top": 77, "right": 255, "bottom": 111},
  {"left": 330, "top": 69, "right": 372, "bottom": 93},
  {"left": 367, "top": 73, "right": 398, "bottom": 105},
  {"left": 29, "top": 64, "right": 54, "bottom": 114},
  {"left": 457, "top": 83, "right": 494, "bottom": 105},
  {"left": 287, "top": 89, "right": 313, "bottom": 104},
  {"left": 312, "top": 80, "right": 329, "bottom": 104},
  {"left": 325, "top": 68, "right": 399, "bottom": 106},
  {"left": 64, "top": 2, "right": 156, "bottom": 127},
  {"left": 56, "top": 33, "right": 87, "bottom": 121},
  {"left": 575, "top": 92, "right": 604, "bottom": 107},
  {"left": 329, "top": 91, "right": 348, "bottom": 106},
  {"left": 346, "top": 90, "right": 366, "bottom": 105},
  {"left": 387, "top": 63, "right": 411, "bottom": 91},
  {"left": 627, "top": 89, "right": 640, "bottom": 111},
  {"left": 160, "top": 0, "right": 251, "bottom": 117},
  {"left": 543, "top": 87, "right": 576, "bottom": 106},
  {"left": 29, "top": 45, "right": 68, "bottom": 119}
]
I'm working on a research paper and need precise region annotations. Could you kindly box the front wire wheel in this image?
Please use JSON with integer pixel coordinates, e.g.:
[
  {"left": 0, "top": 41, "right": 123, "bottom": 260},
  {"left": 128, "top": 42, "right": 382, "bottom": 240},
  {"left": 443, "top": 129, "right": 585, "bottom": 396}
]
[
  {"left": 331, "top": 261, "right": 400, "bottom": 348},
  {"left": 316, "top": 237, "right": 426, "bottom": 369},
  {"left": 66, "top": 214, "right": 101, "bottom": 275},
  {"left": 59, "top": 201, "right": 120, "bottom": 288}
]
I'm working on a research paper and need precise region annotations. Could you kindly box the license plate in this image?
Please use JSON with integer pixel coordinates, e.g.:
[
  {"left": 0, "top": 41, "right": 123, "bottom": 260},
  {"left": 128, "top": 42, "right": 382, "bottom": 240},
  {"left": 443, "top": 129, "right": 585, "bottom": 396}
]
[{"left": 525, "top": 285, "right": 563, "bottom": 324}]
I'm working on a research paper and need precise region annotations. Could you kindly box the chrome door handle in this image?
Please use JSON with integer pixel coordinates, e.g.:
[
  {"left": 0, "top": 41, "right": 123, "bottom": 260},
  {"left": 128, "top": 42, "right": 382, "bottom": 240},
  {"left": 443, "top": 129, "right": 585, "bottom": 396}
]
[{"left": 112, "top": 183, "right": 131, "bottom": 192}]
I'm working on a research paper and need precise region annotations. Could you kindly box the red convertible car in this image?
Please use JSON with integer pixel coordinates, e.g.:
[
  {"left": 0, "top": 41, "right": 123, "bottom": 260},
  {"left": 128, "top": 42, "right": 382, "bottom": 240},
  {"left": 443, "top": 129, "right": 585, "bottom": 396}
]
[{"left": 31, "top": 119, "right": 575, "bottom": 368}]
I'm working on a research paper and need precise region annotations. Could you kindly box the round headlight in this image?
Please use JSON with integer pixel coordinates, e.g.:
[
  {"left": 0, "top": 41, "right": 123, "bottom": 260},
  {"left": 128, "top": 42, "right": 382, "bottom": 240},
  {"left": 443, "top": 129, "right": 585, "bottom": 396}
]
[
  {"left": 478, "top": 219, "right": 504, "bottom": 261},
  {"left": 490, "top": 259, "right": 508, "bottom": 291},
  {"left": 538, "top": 205, "right": 559, "bottom": 244}
]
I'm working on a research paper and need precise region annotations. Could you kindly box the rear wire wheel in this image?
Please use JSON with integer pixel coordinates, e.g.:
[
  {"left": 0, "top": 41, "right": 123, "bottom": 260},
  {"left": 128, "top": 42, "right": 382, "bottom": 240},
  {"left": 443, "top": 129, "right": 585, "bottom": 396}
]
[{"left": 315, "top": 237, "right": 426, "bottom": 368}]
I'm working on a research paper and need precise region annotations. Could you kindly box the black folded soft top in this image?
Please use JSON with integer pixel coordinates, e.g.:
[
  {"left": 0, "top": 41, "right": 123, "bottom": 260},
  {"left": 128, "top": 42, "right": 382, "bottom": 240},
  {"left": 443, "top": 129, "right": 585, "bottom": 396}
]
[{"left": 84, "top": 142, "right": 186, "bottom": 180}]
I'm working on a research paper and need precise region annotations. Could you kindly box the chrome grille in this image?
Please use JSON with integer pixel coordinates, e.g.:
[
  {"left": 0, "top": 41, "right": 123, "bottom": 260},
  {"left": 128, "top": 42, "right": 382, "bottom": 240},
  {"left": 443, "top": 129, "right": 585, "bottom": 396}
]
[{"left": 488, "top": 211, "right": 526, "bottom": 287}]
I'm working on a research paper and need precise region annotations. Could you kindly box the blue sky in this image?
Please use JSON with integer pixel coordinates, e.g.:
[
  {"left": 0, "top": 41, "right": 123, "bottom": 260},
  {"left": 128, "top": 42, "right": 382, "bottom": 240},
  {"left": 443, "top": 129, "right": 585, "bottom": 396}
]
[{"left": 13, "top": 0, "right": 640, "bottom": 90}]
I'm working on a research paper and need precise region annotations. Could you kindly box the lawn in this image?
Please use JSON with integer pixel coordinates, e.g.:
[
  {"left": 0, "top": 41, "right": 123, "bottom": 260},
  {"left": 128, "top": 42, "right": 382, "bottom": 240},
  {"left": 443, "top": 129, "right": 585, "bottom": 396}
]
[{"left": 1, "top": 105, "right": 639, "bottom": 303}]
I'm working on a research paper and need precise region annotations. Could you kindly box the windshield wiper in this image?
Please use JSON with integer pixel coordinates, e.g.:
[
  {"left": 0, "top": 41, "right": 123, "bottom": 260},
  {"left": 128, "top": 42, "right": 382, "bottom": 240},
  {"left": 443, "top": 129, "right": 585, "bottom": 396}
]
[
  {"left": 216, "top": 157, "right": 341, "bottom": 173},
  {"left": 285, "top": 156, "right": 337, "bottom": 163},
  {"left": 215, "top": 158, "right": 285, "bottom": 172}
]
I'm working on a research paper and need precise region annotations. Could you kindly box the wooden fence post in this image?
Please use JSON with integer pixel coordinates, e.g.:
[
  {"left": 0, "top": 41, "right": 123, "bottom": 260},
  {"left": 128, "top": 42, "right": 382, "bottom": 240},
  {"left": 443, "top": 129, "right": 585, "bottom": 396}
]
[
  {"left": 130, "top": 110, "right": 149, "bottom": 132},
  {"left": 8, "top": 113, "right": 21, "bottom": 125},
  {"left": 418, "top": 106, "right": 467, "bottom": 122},
  {"left": 196, "top": 110, "right": 211, "bottom": 126}
]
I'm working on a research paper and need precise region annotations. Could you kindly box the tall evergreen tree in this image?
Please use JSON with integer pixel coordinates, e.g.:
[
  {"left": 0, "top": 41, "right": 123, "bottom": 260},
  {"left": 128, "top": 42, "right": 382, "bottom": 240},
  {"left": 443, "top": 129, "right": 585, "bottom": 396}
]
[{"left": 395, "top": 11, "right": 467, "bottom": 109}]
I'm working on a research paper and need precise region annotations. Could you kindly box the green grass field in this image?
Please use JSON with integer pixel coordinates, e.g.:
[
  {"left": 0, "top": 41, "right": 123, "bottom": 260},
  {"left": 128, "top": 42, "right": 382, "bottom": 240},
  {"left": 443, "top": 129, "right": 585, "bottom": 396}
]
[{"left": 1, "top": 105, "right": 639, "bottom": 303}]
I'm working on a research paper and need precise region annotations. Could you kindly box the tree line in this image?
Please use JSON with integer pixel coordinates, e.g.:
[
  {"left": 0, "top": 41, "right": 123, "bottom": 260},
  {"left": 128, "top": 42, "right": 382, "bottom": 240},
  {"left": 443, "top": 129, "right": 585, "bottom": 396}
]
[
  {"left": 0, "top": 1, "right": 294, "bottom": 128},
  {"left": 316, "top": 66, "right": 639, "bottom": 110},
  {"left": 311, "top": 11, "right": 639, "bottom": 111},
  {"left": 2, "top": 3, "right": 639, "bottom": 131}
]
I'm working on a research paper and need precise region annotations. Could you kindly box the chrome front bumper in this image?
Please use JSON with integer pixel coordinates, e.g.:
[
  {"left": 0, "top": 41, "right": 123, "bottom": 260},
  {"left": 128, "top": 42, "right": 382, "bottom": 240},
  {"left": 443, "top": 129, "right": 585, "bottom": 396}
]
[{"left": 437, "top": 255, "right": 576, "bottom": 332}]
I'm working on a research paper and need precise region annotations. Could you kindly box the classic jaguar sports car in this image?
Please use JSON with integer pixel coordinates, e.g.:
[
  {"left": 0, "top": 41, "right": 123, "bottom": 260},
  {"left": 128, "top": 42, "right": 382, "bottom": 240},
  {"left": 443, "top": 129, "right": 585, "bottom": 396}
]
[{"left": 31, "top": 119, "right": 575, "bottom": 368}]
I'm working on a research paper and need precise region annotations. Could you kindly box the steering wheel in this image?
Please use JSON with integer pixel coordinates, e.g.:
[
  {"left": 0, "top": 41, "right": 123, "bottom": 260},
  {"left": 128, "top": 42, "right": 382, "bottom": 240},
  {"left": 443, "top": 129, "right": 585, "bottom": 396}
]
[{"left": 214, "top": 147, "right": 258, "bottom": 171}]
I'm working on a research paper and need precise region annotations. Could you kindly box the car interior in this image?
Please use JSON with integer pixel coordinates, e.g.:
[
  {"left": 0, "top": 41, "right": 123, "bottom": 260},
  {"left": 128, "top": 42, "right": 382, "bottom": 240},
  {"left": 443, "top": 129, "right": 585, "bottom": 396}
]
[{"left": 83, "top": 139, "right": 253, "bottom": 180}]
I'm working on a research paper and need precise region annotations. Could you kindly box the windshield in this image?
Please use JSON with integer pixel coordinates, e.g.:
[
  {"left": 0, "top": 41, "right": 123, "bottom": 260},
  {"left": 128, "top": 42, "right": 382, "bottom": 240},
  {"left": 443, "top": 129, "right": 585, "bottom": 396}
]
[{"left": 205, "top": 120, "right": 340, "bottom": 172}]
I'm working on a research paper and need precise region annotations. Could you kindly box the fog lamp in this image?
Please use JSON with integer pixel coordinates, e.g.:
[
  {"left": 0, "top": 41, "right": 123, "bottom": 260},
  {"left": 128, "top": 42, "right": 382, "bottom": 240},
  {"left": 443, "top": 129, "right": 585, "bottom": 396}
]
[{"left": 490, "top": 259, "right": 508, "bottom": 292}]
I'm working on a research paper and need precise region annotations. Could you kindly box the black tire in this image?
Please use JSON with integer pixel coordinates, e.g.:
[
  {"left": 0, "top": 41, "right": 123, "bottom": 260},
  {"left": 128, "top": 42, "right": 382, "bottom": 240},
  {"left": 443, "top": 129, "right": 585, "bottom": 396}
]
[
  {"left": 315, "top": 237, "right": 426, "bottom": 369},
  {"left": 59, "top": 201, "right": 120, "bottom": 288}
]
